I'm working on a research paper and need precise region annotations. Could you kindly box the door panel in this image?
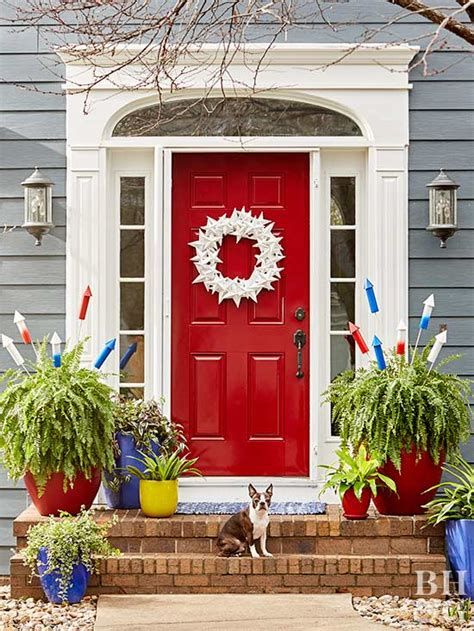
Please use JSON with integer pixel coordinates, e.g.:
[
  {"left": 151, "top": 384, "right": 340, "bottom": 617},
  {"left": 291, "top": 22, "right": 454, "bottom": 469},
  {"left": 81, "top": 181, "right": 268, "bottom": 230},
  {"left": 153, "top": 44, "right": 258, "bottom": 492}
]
[{"left": 171, "top": 153, "right": 309, "bottom": 476}]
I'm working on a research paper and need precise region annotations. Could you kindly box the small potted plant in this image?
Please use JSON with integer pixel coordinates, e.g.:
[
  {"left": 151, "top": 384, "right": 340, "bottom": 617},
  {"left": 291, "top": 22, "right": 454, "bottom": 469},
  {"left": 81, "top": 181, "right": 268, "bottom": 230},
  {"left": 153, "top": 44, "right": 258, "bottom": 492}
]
[
  {"left": 324, "top": 348, "right": 471, "bottom": 515},
  {"left": 424, "top": 456, "right": 474, "bottom": 599},
  {"left": 21, "top": 509, "right": 120, "bottom": 604},
  {"left": 103, "top": 397, "right": 185, "bottom": 509},
  {"left": 0, "top": 341, "right": 116, "bottom": 516},
  {"left": 320, "top": 444, "right": 396, "bottom": 519},
  {"left": 126, "top": 448, "right": 201, "bottom": 517}
]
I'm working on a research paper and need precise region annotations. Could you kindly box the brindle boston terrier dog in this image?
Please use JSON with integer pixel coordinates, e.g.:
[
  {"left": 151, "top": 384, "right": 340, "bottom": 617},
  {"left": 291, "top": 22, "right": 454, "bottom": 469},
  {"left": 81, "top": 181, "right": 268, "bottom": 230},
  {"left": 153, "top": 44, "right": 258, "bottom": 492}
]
[{"left": 216, "top": 484, "right": 273, "bottom": 558}]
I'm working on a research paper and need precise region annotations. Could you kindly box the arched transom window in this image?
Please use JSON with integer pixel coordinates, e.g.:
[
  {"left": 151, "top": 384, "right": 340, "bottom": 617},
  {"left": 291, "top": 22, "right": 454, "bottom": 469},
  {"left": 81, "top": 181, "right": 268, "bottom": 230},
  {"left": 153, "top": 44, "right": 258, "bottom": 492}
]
[{"left": 112, "top": 98, "right": 362, "bottom": 137}]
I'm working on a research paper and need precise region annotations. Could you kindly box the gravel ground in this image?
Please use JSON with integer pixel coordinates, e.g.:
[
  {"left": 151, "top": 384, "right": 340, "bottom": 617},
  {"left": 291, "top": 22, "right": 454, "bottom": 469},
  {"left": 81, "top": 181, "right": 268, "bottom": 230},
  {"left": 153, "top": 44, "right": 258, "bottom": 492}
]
[
  {"left": 0, "top": 586, "right": 97, "bottom": 630},
  {"left": 2, "top": 585, "right": 473, "bottom": 630},
  {"left": 354, "top": 595, "right": 474, "bottom": 630}
]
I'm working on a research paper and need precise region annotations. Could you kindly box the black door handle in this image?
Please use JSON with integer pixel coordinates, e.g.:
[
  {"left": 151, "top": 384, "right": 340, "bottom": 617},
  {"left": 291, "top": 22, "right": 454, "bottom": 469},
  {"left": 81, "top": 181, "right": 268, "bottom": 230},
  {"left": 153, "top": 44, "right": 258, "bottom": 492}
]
[{"left": 293, "top": 329, "right": 306, "bottom": 379}]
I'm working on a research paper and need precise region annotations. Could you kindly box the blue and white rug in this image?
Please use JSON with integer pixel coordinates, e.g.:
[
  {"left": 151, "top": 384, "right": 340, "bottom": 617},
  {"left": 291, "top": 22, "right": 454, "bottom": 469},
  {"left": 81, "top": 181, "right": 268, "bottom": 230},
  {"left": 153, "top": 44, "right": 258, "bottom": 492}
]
[{"left": 176, "top": 501, "right": 326, "bottom": 515}]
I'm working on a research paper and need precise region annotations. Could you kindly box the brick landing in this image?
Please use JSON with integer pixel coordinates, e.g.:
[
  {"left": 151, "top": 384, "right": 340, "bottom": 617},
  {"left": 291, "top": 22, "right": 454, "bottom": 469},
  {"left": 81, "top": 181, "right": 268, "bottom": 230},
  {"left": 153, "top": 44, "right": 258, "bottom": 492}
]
[{"left": 10, "top": 506, "right": 446, "bottom": 599}]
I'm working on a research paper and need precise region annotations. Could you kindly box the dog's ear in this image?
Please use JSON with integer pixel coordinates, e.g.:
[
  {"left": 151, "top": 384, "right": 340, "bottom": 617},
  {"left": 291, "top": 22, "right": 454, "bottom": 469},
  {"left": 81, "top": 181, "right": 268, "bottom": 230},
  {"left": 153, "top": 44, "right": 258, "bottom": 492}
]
[
  {"left": 248, "top": 484, "right": 258, "bottom": 498},
  {"left": 265, "top": 484, "right": 273, "bottom": 497}
]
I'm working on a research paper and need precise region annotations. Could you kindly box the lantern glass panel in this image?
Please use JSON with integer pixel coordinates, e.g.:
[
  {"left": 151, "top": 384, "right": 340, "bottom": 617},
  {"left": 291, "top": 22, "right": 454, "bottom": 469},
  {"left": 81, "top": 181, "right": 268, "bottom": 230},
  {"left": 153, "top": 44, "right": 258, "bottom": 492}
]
[
  {"left": 25, "top": 186, "right": 51, "bottom": 224},
  {"left": 430, "top": 188, "right": 456, "bottom": 227}
]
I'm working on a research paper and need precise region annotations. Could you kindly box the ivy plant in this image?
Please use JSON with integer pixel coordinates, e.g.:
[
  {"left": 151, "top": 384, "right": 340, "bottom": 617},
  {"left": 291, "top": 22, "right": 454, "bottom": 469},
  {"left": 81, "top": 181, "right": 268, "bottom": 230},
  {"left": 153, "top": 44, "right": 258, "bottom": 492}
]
[
  {"left": 424, "top": 456, "right": 474, "bottom": 525},
  {"left": 0, "top": 340, "right": 116, "bottom": 494},
  {"left": 323, "top": 347, "right": 472, "bottom": 469},
  {"left": 21, "top": 510, "right": 120, "bottom": 602}
]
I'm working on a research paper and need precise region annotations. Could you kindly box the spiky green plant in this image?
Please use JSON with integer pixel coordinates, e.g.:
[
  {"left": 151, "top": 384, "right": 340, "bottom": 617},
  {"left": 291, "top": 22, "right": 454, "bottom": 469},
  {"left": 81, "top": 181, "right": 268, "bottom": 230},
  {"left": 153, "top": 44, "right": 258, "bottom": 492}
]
[
  {"left": 424, "top": 456, "right": 474, "bottom": 525},
  {"left": 319, "top": 444, "right": 397, "bottom": 499},
  {"left": 126, "top": 448, "right": 201, "bottom": 481},
  {"left": 0, "top": 340, "right": 116, "bottom": 494},
  {"left": 323, "top": 347, "right": 472, "bottom": 469},
  {"left": 21, "top": 509, "right": 120, "bottom": 602}
]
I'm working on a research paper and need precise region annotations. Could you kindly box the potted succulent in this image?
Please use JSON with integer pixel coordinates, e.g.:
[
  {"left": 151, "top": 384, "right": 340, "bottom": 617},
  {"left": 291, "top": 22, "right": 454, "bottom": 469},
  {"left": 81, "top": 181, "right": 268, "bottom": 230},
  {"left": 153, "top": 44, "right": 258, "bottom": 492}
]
[
  {"left": 0, "top": 341, "right": 116, "bottom": 516},
  {"left": 424, "top": 456, "right": 474, "bottom": 599},
  {"left": 103, "top": 397, "right": 185, "bottom": 509},
  {"left": 320, "top": 444, "right": 396, "bottom": 519},
  {"left": 126, "top": 448, "right": 201, "bottom": 517},
  {"left": 21, "top": 509, "right": 120, "bottom": 604},
  {"left": 324, "top": 348, "right": 471, "bottom": 515}
]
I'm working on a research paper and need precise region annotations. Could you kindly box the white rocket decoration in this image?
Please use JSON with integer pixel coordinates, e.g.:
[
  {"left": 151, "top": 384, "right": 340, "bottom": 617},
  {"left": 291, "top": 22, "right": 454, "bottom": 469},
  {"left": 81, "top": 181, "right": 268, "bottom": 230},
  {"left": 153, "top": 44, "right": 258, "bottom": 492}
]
[
  {"left": 189, "top": 208, "right": 285, "bottom": 307},
  {"left": 427, "top": 329, "right": 447, "bottom": 371},
  {"left": 1, "top": 334, "right": 26, "bottom": 368}
]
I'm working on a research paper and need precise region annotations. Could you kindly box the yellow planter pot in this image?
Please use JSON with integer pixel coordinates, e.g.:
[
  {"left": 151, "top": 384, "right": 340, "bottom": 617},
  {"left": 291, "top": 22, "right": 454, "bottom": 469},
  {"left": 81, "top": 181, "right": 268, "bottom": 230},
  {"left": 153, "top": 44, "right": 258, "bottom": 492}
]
[{"left": 139, "top": 480, "right": 178, "bottom": 518}]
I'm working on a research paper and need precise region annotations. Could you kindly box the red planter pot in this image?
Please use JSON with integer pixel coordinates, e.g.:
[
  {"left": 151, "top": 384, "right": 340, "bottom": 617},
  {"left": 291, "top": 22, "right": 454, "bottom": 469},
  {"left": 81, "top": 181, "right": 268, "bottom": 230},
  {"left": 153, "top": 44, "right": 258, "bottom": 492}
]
[
  {"left": 24, "top": 469, "right": 101, "bottom": 517},
  {"left": 373, "top": 448, "right": 444, "bottom": 516},
  {"left": 342, "top": 487, "right": 372, "bottom": 520}
]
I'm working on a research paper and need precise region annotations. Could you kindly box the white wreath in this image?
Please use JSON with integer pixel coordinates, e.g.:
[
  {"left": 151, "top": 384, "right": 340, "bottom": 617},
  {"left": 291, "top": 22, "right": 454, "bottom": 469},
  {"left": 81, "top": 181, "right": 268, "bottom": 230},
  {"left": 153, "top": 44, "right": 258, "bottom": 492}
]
[{"left": 189, "top": 208, "right": 285, "bottom": 307}]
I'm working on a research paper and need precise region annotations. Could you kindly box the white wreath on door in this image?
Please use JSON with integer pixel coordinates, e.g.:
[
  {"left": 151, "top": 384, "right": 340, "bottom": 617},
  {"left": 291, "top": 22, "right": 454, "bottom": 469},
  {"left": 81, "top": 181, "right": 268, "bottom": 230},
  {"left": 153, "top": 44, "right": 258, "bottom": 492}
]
[{"left": 189, "top": 207, "right": 285, "bottom": 307}]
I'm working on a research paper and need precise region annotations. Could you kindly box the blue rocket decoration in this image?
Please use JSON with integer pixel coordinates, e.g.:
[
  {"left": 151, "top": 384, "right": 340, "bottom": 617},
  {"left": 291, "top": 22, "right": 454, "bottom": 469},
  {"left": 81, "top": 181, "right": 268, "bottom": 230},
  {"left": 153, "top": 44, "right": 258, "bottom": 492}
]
[
  {"left": 419, "top": 294, "right": 435, "bottom": 330},
  {"left": 119, "top": 342, "right": 137, "bottom": 370},
  {"left": 94, "top": 338, "right": 116, "bottom": 369},
  {"left": 364, "top": 278, "right": 379, "bottom": 314},
  {"left": 372, "top": 336, "right": 386, "bottom": 370}
]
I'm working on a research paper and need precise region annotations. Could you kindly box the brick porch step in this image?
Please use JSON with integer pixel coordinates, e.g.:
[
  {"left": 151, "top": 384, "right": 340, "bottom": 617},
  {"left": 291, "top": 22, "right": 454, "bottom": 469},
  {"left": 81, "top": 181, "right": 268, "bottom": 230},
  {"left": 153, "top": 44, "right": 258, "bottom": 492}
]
[
  {"left": 10, "top": 552, "right": 447, "bottom": 599},
  {"left": 13, "top": 506, "right": 444, "bottom": 556}
]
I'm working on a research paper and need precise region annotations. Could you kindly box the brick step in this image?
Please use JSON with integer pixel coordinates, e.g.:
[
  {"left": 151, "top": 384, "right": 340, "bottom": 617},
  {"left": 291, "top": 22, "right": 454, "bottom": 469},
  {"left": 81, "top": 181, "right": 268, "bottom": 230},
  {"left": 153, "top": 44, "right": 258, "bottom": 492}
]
[
  {"left": 13, "top": 506, "right": 444, "bottom": 557},
  {"left": 10, "top": 552, "right": 447, "bottom": 600}
]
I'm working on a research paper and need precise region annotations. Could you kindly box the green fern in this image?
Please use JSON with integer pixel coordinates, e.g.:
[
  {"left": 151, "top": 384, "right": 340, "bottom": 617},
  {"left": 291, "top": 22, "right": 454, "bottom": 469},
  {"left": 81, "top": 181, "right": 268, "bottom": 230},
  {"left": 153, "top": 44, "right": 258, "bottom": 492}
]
[
  {"left": 322, "top": 347, "right": 472, "bottom": 469},
  {"left": 0, "top": 340, "right": 116, "bottom": 494}
]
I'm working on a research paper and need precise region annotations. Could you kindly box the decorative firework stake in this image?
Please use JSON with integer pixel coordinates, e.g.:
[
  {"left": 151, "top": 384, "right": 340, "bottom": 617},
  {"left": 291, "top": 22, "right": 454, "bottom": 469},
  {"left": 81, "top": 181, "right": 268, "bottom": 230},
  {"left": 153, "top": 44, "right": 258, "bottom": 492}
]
[
  {"left": 1, "top": 334, "right": 30, "bottom": 374},
  {"left": 119, "top": 342, "right": 137, "bottom": 370},
  {"left": 364, "top": 279, "right": 379, "bottom": 314},
  {"left": 78, "top": 285, "right": 92, "bottom": 340},
  {"left": 13, "top": 311, "right": 38, "bottom": 360},
  {"left": 427, "top": 329, "right": 447, "bottom": 372},
  {"left": 94, "top": 338, "right": 116, "bottom": 370},
  {"left": 411, "top": 294, "right": 435, "bottom": 363},
  {"left": 396, "top": 319, "right": 407, "bottom": 356},
  {"left": 372, "top": 336, "right": 386, "bottom": 370},
  {"left": 50, "top": 331, "right": 62, "bottom": 368},
  {"left": 349, "top": 322, "right": 369, "bottom": 354}
]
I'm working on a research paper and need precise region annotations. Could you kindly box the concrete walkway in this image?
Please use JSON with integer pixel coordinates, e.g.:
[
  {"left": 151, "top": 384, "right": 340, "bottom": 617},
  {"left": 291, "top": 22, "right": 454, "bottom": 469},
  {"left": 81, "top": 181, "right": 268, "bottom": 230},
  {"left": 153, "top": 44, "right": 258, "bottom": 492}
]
[{"left": 94, "top": 593, "right": 382, "bottom": 630}]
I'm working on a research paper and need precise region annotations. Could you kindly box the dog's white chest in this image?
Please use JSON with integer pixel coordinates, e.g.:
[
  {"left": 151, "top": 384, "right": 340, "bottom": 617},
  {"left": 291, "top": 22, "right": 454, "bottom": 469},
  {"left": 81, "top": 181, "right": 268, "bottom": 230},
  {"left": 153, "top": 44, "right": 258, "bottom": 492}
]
[{"left": 250, "top": 514, "right": 269, "bottom": 540}]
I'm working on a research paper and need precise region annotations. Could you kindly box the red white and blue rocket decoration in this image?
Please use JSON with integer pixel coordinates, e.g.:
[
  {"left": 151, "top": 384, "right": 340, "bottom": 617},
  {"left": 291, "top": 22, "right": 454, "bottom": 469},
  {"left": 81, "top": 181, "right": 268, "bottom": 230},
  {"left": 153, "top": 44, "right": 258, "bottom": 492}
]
[
  {"left": 94, "top": 338, "right": 116, "bottom": 369},
  {"left": 364, "top": 278, "right": 379, "bottom": 314},
  {"left": 372, "top": 335, "right": 386, "bottom": 370},
  {"left": 119, "top": 342, "right": 137, "bottom": 370},
  {"left": 412, "top": 293, "right": 435, "bottom": 362},
  {"left": 13, "top": 311, "right": 32, "bottom": 345},
  {"left": 79, "top": 286, "right": 92, "bottom": 321},
  {"left": 349, "top": 322, "right": 369, "bottom": 354},
  {"left": 50, "top": 332, "right": 62, "bottom": 368},
  {"left": 396, "top": 319, "right": 407, "bottom": 356},
  {"left": 427, "top": 329, "right": 447, "bottom": 371}
]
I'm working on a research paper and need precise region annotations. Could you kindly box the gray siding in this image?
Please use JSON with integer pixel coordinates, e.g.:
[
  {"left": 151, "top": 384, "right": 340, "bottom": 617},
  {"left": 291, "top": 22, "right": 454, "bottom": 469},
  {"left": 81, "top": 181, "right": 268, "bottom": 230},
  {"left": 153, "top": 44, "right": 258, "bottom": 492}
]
[{"left": 0, "top": 0, "right": 473, "bottom": 573}]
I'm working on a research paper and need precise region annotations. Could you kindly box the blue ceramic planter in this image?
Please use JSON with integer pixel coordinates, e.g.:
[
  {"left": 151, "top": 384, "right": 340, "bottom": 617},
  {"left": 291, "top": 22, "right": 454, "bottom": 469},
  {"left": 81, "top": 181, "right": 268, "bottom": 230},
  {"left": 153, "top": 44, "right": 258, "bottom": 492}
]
[
  {"left": 446, "top": 519, "right": 474, "bottom": 599},
  {"left": 103, "top": 432, "right": 160, "bottom": 509},
  {"left": 37, "top": 547, "right": 90, "bottom": 604}
]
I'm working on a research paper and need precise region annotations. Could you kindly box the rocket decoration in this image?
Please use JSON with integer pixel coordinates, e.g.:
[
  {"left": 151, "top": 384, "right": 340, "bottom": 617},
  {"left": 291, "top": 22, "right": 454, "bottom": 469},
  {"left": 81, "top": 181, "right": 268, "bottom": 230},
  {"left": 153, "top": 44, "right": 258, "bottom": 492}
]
[
  {"left": 94, "top": 338, "right": 116, "bottom": 370},
  {"left": 349, "top": 322, "right": 369, "bottom": 354},
  {"left": 372, "top": 336, "right": 386, "bottom": 370},
  {"left": 13, "top": 311, "right": 32, "bottom": 345},
  {"left": 119, "top": 342, "right": 138, "bottom": 370},
  {"left": 79, "top": 286, "right": 92, "bottom": 321},
  {"left": 396, "top": 320, "right": 407, "bottom": 356},
  {"left": 419, "top": 294, "right": 435, "bottom": 330},
  {"left": 2, "top": 334, "right": 27, "bottom": 370},
  {"left": 50, "top": 332, "right": 62, "bottom": 368},
  {"left": 364, "top": 279, "right": 379, "bottom": 314},
  {"left": 427, "top": 329, "right": 447, "bottom": 371}
]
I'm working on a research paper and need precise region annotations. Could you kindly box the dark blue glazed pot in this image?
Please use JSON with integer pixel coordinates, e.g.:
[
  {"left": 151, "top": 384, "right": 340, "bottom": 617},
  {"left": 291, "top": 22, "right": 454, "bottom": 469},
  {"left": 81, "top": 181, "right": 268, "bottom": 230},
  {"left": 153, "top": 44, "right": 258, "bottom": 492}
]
[
  {"left": 446, "top": 519, "right": 474, "bottom": 599},
  {"left": 103, "top": 432, "right": 160, "bottom": 509},
  {"left": 37, "top": 547, "right": 90, "bottom": 604}
]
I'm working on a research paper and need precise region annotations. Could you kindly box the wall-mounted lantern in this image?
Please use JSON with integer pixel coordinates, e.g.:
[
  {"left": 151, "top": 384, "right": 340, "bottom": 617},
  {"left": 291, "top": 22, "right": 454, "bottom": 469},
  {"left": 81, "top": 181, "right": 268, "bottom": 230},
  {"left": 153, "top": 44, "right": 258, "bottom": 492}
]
[
  {"left": 21, "top": 166, "right": 54, "bottom": 246},
  {"left": 426, "top": 169, "right": 459, "bottom": 248}
]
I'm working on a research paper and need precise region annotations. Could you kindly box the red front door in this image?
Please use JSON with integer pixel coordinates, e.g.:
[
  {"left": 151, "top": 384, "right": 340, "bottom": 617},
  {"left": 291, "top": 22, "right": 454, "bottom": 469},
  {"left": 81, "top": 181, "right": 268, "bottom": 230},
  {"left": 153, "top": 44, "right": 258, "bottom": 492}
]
[{"left": 171, "top": 153, "right": 309, "bottom": 476}]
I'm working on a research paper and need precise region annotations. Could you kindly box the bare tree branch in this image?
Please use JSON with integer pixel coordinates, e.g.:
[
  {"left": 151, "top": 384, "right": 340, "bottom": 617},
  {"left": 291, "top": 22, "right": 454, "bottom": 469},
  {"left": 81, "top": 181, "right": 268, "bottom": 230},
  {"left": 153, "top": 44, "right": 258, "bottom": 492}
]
[
  {"left": 456, "top": 0, "right": 474, "bottom": 22},
  {"left": 388, "top": 0, "right": 474, "bottom": 44}
]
